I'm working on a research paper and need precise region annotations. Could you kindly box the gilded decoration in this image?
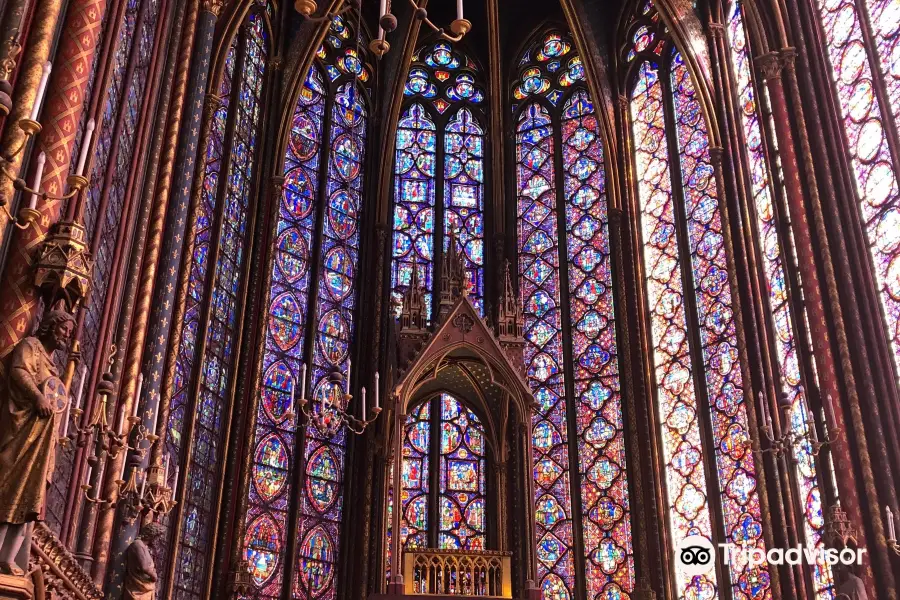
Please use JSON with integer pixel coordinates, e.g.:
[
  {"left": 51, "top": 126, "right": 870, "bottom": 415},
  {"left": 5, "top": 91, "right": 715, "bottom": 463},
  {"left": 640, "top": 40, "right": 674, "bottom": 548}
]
[{"left": 32, "top": 221, "right": 93, "bottom": 309}]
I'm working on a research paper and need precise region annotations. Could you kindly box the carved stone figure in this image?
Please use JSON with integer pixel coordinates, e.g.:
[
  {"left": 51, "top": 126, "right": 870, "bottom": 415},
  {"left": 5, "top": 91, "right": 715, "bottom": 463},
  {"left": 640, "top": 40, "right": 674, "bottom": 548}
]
[
  {"left": 0, "top": 309, "right": 74, "bottom": 576},
  {"left": 123, "top": 522, "right": 164, "bottom": 600}
]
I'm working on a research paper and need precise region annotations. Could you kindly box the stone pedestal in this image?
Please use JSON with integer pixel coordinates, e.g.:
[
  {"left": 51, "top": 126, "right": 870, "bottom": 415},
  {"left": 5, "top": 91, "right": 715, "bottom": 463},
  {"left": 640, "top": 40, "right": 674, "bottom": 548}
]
[{"left": 0, "top": 574, "right": 33, "bottom": 600}]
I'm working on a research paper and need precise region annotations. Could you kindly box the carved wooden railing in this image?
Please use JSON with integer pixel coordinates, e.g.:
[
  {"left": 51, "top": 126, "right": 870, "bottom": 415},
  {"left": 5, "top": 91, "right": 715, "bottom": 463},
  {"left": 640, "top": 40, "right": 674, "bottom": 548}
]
[
  {"left": 402, "top": 549, "right": 512, "bottom": 598},
  {"left": 30, "top": 523, "right": 103, "bottom": 600}
]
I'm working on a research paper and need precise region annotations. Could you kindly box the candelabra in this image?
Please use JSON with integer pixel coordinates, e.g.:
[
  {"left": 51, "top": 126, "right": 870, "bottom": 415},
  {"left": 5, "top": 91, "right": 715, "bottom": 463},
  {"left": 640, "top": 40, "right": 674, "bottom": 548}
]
[
  {"left": 62, "top": 350, "right": 176, "bottom": 521},
  {"left": 0, "top": 61, "right": 94, "bottom": 229},
  {"left": 293, "top": 0, "right": 471, "bottom": 59},
  {"left": 286, "top": 362, "right": 382, "bottom": 436},
  {"left": 755, "top": 389, "right": 841, "bottom": 457}
]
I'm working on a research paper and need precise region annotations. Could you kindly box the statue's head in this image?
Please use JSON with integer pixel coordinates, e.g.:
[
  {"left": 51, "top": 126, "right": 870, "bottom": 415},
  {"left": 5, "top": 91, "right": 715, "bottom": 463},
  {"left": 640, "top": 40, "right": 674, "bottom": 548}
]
[
  {"left": 139, "top": 522, "right": 165, "bottom": 545},
  {"left": 36, "top": 309, "right": 75, "bottom": 352}
]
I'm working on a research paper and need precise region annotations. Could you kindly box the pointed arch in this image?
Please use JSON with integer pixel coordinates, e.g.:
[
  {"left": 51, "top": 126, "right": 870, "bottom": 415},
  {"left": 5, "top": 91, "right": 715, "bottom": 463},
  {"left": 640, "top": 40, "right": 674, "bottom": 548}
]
[
  {"left": 390, "top": 40, "right": 488, "bottom": 319},
  {"left": 166, "top": 4, "right": 275, "bottom": 598},
  {"left": 513, "top": 27, "right": 635, "bottom": 600},
  {"left": 621, "top": 3, "right": 773, "bottom": 599},
  {"left": 241, "top": 15, "right": 374, "bottom": 600}
]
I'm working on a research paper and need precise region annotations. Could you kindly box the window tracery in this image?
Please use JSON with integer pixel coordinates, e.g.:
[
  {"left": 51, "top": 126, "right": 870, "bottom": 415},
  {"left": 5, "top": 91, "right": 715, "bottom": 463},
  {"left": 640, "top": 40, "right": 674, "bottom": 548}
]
[
  {"left": 392, "top": 41, "right": 486, "bottom": 319},
  {"left": 624, "top": 5, "right": 769, "bottom": 599},
  {"left": 168, "top": 7, "right": 272, "bottom": 599},
  {"left": 515, "top": 29, "right": 634, "bottom": 600},
  {"left": 241, "top": 15, "right": 372, "bottom": 600}
]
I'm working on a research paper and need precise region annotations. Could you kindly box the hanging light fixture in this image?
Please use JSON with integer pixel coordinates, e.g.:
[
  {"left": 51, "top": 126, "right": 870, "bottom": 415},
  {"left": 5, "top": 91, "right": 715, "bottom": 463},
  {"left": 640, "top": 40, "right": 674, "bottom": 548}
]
[{"left": 298, "top": 0, "right": 471, "bottom": 58}]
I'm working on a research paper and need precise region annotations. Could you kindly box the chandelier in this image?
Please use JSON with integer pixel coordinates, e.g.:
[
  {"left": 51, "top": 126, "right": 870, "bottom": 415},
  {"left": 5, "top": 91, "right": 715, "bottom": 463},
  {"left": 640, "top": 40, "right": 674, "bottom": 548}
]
[{"left": 294, "top": 0, "right": 471, "bottom": 58}]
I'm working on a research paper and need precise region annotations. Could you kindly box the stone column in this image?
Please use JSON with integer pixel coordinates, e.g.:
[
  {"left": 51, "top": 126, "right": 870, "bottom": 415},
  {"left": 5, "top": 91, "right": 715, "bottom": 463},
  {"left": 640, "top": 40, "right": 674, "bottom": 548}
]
[
  {"left": 96, "top": 0, "right": 223, "bottom": 595},
  {"left": 757, "top": 50, "right": 887, "bottom": 590},
  {"left": 0, "top": 0, "right": 103, "bottom": 357}
]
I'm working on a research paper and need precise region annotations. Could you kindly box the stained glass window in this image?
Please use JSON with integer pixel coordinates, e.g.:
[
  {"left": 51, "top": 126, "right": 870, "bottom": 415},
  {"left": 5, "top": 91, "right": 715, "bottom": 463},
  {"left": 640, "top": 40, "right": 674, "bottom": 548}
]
[
  {"left": 392, "top": 42, "right": 486, "bottom": 319},
  {"left": 724, "top": 3, "right": 831, "bottom": 597},
  {"left": 241, "top": 15, "right": 372, "bottom": 600},
  {"left": 396, "top": 394, "right": 487, "bottom": 552},
  {"left": 169, "top": 8, "right": 271, "bottom": 600},
  {"left": 514, "top": 30, "right": 634, "bottom": 600},
  {"left": 813, "top": 0, "right": 900, "bottom": 386},
  {"left": 625, "top": 9, "right": 769, "bottom": 599}
]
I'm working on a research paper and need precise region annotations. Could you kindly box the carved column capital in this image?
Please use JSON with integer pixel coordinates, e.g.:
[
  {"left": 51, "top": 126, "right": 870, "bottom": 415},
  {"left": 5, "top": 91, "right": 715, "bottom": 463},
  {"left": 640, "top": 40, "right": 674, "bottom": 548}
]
[
  {"left": 755, "top": 52, "right": 782, "bottom": 81},
  {"left": 707, "top": 21, "right": 725, "bottom": 40},
  {"left": 617, "top": 94, "right": 629, "bottom": 112},
  {"left": 779, "top": 47, "right": 797, "bottom": 73},
  {"left": 202, "top": 0, "right": 225, "bottom": 17},
  {"left": 270, "top": 55, "right": 284, "bottom": 71},
  {"left": 270, "top": 174, "right": 286, "bottom": 194}
]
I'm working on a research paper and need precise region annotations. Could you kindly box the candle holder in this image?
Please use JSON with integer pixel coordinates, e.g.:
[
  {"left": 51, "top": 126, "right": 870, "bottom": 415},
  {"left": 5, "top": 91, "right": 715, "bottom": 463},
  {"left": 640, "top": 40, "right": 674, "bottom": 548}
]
[
  {"left": 755, "top": 390, "right": 841, "bottom": 458},
  {"left": 117, "top": 455, "right": 177, "bottom": 524},
  {"left": 288, "top": 366, "right": 382, "bottom": 437}
]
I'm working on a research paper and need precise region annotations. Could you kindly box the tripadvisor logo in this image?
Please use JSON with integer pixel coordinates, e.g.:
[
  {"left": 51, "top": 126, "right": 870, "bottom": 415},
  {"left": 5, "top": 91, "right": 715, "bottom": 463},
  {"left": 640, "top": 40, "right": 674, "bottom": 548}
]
[
  {"left": 675, "top": 536, "right": 716, "bottom": 577},
  {"left": 675, "top": 535, "right": 867, "bottom": 571}
]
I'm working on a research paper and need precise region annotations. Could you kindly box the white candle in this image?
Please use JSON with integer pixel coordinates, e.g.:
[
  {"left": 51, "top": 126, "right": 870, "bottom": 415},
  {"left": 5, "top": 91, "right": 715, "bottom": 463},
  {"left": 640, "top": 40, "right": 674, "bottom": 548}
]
[
  {"left": 757, "top": 392, "right": 766, "bottom": 427},
  {"left": 361, "top": 387, "right": 366, "bottom": 421},
  {"left": 887, "top": 506, "right": 897, "bottom": 542},
  {"left": 119, "top": 456, "right": 127, "bottom": 481},
  {"left": 140, "top": 473, "right": 147, "bottom": 499},
  {"left": 117, "top": 407, "right": 125, "bottom": 436},
  {"left": 375, "top": 372, "right": 380, "bottom": 409},
  {"left": 173, "top": 466, "right": 180, "bottom": 497},
  {"left": 378, "top": 0, "right": 386, "bottom": 38},
  {"left": 300, "top": 363, "right": 307, "bottom": 401},
  {"left": 345, "top": 360, "right": 351, "bottom": 394},
  {"left": 163, "top": 455, "right": 169, "bottom": 485},
  {"left": 289, "top": 376, "right": 296, "bottom": 417},
  {"left": 29, "top": 62, "right": 52, "bottom": 121},
  {"left": 825, "top": 394, "right": 834, "bottom": 428},
  {"left": 150, "top": 392, "right": 160, "bottom": 434},
  {"left": 456, "top": 0, "right": 464, "bottom": 20},
  {"left": 807, "top": 408, "right": 819, "bottom": 444},
  {"left": 133, "top": 373, "right": 143, "bottom": 417},
  {"left": 75, "top": 367, "right": 87, "bottom": 410},
  {"left": 28, "top": 151, "right": 46, "bottom": 210},
  {"left": 75, "top": 118, "right": 95, "bottom": 177},
  {"left": 61, "top": 399, "right": 70, "bottom": 437}
]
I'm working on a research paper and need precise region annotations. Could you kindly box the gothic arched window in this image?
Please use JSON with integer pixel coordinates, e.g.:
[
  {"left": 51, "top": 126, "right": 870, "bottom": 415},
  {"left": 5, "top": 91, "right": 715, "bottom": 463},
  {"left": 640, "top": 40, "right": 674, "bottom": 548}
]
[
  {"left": 813, "top": 0, "right": 900, "bottom": 385},
  {"left": 396, "top": 394, "right": 488, "bottom": 553},
  {"left": 391, "top": 41, "right": 487, "bottom": 319},
  {"left": 514, "top": 30, "right": 635, "bottom": 600},
  {"left": 722, "top": 2, "right": 831, "bottom": 597},
  {"left": 166, "top": 6, "right": 274, "bottom": 600},
  {"left": 624, "top": 6, "right": 769, "bottom": 599},
  {"left": 242, "top": 16, "right": 371, "bottom": 600}
]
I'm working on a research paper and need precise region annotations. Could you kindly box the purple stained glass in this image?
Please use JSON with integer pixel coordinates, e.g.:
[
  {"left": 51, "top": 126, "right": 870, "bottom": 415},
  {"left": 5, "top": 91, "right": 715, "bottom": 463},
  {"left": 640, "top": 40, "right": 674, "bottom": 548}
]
[
  {"left": 516, "top": 101, "right": 577, "bottom": 600},
  {"left": 244, "top": 63, "right": 323, "bottom": 600},
  {"left": 631, "top": 60, "right": 719, "bottom": 600},
  {"left": 516, "top": 31, "right": 635, "bottom": 600},
  {"left": 444, "top": 108, "right": 485, "bottom": 313},
  {"left": 561, "top": 90, "right": 634, "bottom": 599},
  {"left": 392, "top": 104, "right": 436, "bottom": 318},
  {"left": 174, "top": 12, "right": 269, "bottom": 600},
  {"left": 670, "top": 50, "right": 769, "bottom": 600},
  {"left": 295, "top": 79, "right": 367, "bottom": 600},
  {"left": 725, "top": 4, "right": 831, "bottom": 596},
  {"left": 438, "top": 395, "right": 486, "bottom": 550}
]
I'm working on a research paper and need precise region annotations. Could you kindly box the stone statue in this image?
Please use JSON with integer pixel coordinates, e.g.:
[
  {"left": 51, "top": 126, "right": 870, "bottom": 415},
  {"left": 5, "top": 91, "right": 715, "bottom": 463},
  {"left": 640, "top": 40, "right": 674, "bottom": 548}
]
[
  {"left": 0, "top": 308, "right": 74, "bottom": 576},
  {"left": 123, "top": 522, "right": 164, "bottom": 600}
]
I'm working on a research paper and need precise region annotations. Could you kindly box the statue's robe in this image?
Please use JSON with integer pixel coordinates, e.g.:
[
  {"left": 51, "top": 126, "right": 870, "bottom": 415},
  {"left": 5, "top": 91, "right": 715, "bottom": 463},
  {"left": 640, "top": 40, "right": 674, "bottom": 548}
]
[
  {"left": 124, "top": 539, "right": 157, "bottom": 600},
  {"left": 0, "top": 338, "right": 60, "bottom": 524}
]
